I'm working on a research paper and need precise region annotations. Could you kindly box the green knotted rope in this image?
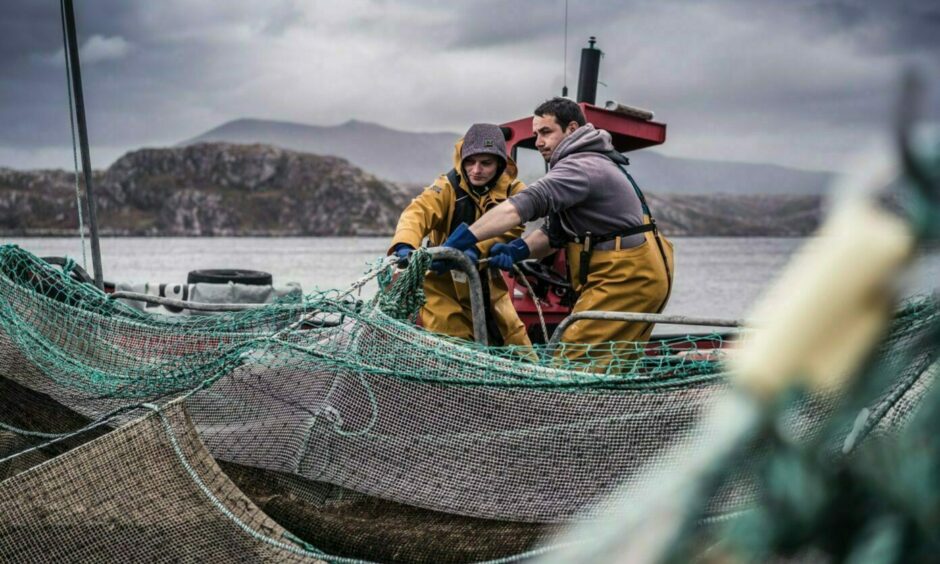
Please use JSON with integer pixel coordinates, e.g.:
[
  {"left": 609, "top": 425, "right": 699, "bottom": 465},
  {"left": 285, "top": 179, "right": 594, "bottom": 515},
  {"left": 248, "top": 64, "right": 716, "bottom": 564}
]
[{"left": 375, "top": 249, "right": 431, "bottom": 321}]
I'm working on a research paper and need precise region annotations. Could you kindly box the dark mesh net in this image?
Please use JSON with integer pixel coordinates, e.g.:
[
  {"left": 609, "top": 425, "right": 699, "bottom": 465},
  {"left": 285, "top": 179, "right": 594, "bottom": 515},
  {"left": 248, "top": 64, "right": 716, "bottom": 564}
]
[{"left": 0, "top": 244, "right": 935, "bottom": 562}]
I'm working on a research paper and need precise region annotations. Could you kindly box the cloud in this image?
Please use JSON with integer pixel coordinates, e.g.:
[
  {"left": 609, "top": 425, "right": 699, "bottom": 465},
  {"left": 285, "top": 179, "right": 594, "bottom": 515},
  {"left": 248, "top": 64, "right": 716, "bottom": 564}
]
[
  {"left": 80, "top": 35, "right": 131, "bottom": 64},
  {"left": 44, "top": 35, "right": 131, "bottom": 67},
  {"left": 793, "top": 0, "right": 940, "bottom": 56},
  {"left": 0, "top": 0, "right": 937, "bottom": 172}
]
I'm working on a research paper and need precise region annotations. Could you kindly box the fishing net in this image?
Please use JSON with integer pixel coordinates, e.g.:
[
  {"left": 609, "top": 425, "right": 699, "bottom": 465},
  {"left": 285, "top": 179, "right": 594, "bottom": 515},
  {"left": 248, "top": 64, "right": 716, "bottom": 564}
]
[
  {"left": 653, "top": 287, "right": 940, "bottom": 564},
  {"left": 0, "top": 398, "right": 323, "bottom": 562},
  {"left": 0, "top": 243, "right": 936, "bottom": 562}
]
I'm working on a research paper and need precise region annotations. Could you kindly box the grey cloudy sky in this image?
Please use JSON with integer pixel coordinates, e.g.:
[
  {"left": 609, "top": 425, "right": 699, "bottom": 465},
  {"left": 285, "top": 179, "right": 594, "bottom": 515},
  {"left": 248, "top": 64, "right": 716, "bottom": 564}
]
[{"left": 1, "top": 0, "right": 938, "bottom": 172}]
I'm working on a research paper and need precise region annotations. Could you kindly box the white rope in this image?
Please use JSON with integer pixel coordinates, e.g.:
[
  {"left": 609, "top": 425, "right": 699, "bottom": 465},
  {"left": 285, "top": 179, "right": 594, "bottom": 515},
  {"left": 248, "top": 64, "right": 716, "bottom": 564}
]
[
  {"left": 337, "top": 255, "right": 398, "bottom": 301},
  {"left": 512, "top": 264, "right": 550, "bottom": 343},
  {"left": 278, "top": 256, "right": 397, "bottom": 335},
  {"left": 477, "top": 257, "right": 551, "bottom": 343}
]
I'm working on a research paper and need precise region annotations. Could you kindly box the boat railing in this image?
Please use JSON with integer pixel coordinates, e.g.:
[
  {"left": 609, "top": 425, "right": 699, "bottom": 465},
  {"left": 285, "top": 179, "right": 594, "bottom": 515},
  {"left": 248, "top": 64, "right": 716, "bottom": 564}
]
[
  {"left": 109, "top": 292, "right": 270, "bottom": 312},
  {"left": 109, "top": 247, "right": 493, "bottom": 343},
  {"left": 114, "top": 251, "right": 743, "bottom": 350},
  {"left": 425, "top": 247, "right": 490, "bottom": 345},
  {"left": 545, "top": 311, "right": 743, "bottom": 355}
]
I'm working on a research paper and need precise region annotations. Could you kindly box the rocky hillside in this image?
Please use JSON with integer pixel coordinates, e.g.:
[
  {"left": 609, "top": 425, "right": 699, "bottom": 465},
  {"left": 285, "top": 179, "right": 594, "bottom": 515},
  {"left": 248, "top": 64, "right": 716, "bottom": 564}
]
[
  {"left": 0, "top": 168, "right": 102, "bottom": 234},
  {"left": 648, "top": 193, "right": 823, "bottom": 236},
  {"left": 0, "top": 142, "right": 824, "bottom": 237},
  {"left": 0, "top": 143, "right": 409, "bottom": 236}
]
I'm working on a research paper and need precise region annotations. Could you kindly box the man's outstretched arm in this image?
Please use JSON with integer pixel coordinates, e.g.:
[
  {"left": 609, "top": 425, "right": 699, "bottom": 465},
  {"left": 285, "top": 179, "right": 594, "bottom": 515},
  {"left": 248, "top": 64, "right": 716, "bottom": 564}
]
[
  {"left": 445, "top": 200, "right": 558, "bottom": 260},
  {"left": 523, "top": 229, "right": 554, "bottom": 259},
  {"left": 467, "top": 200, "right": 523, "bottom": 242}
]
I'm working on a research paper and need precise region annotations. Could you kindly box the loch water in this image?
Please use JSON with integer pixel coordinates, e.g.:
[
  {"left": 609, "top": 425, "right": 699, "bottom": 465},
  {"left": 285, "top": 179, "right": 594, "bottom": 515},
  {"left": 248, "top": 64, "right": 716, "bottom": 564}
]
[{"left": 7, "top": 236, "right": 939, "bottom": 334}]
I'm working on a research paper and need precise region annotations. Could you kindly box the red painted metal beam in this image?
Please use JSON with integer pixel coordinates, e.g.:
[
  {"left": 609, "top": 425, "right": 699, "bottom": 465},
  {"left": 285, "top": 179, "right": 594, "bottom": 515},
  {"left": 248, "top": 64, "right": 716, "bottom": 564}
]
[{"left": 502, "top": 102, "right": 666, "bottom": 155}]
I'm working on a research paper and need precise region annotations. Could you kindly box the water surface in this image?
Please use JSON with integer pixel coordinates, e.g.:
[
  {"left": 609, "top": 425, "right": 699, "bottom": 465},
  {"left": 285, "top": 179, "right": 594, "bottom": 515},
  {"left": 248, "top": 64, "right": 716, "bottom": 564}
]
[{"left": 7, "top": 236, "right": 937, "bottom": 333}]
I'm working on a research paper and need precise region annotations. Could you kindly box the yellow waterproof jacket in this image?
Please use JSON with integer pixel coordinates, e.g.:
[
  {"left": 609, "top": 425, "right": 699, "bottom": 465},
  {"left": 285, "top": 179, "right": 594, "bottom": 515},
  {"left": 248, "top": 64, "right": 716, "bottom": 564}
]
[{"left": 388, "top": 140, "right": 531, "bottom": 346}]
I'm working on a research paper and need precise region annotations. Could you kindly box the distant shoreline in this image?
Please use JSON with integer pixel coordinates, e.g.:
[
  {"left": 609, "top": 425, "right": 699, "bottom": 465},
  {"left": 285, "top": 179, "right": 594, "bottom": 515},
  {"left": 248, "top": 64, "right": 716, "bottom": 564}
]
[{"left": 1, "top": 142, "right": 824, "bottom": 239}]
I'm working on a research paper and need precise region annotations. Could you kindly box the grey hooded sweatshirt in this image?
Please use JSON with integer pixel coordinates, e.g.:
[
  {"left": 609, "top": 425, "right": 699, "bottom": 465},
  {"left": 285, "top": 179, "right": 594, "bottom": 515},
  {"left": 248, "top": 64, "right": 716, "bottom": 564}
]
[{"left": 508, "top": 124, "right": 645, "bottom": 249}]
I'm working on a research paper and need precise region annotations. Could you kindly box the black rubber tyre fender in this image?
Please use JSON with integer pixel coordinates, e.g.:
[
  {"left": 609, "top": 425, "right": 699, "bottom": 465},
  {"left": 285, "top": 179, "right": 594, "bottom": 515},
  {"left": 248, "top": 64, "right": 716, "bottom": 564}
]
[
  {"left": 187, "top": 269, "right": 273, "bottom": 286},
  {"left": 41, "top": 256, "right": 94, "bottom": 285},
  {"left": 515, "top": 259, "right": 570, "bottom": 289}
]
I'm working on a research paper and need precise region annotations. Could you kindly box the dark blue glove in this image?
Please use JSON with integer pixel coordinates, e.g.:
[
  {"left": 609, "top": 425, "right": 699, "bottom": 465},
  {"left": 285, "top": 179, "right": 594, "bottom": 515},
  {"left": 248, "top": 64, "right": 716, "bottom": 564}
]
[
  {"left": 441, "top": 223, "right": 479, "bottom": 252},
  {"left": 431, "top": 246, "right": 480, "bottom": 275},
  {"left": 463, "top": 246, "right": 480, "bottom": 266},
  {"left": 391, "top": 243, "right": 414, "bottom": 267},
  {"left": 488, "top": 238, "right": 530, "bottom": 271}
]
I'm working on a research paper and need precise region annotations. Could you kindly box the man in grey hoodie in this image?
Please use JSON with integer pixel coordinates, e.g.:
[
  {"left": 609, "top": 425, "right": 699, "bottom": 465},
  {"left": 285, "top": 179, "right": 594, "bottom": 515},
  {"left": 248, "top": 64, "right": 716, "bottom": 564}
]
[{"left": 441, "top": 97, "right": 673, "bottom": 363}]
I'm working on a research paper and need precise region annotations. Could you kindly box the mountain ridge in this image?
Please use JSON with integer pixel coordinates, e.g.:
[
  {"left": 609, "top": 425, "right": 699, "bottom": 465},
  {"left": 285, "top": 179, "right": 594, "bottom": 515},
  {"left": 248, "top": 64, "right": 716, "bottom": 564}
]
[
  {"left": 181, "top": 118, "right": 460, "bottom": 185},
  {"left": 182, "top": 117, "right": 835, "bottom": 195}
]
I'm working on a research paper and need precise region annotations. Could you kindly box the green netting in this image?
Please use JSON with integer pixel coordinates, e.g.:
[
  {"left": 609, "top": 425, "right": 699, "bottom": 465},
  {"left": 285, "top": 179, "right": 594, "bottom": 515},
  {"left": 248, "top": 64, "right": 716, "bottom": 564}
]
[
  {"left": 0, "top": 243, "right": 936, "bottom": 562},
  {"left": 0, "top": 244, "right": 729, "bottom": 392},
  {"left": 607, "top": 288, "right": 940, "bottom": 564}
]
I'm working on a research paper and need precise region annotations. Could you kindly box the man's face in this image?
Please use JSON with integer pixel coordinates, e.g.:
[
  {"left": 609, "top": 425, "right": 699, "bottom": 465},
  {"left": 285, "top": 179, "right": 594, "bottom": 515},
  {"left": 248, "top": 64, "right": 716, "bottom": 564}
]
[
  {"left": 533, "top": 114, "right": 578, "bottom": 162},
  {"left": 462, "top": 154, "right": 499, "bottom": 187}
]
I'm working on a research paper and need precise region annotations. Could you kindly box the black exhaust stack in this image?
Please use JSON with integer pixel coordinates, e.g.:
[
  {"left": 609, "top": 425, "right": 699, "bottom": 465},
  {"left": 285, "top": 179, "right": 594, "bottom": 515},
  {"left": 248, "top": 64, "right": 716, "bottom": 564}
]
[{"left": 576, "top": 36, "right": 601, "bottom": 105}]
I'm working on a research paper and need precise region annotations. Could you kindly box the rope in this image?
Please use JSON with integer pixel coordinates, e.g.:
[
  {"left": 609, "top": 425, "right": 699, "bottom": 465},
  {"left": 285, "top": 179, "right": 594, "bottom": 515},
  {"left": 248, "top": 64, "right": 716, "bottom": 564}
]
[
  {"left": 275, "top": 256, "right": 398, "bottom": 336},
  {"left": 144, "top": 403, "right": 333, "bottom": 561},
  {"left": 477, "top": 257, "right": 550, "bottom": 343},
  {"left": 0, "top": 420, "right": 64, "bottom": 439},
  {"left": 476, "top": 540, "right": 585, "bottom": 564},
  {"left": 0, "top": 403, "right": 142, "bottom": 467},
  {"left": 336, "top": 255, "right": 398, "bottom": 302},
  {"left": 58, "top": 0, "right": 87, "bottom": 270},
  {"left": 512, "top": 264, "right": 550, "bottom": 343}
]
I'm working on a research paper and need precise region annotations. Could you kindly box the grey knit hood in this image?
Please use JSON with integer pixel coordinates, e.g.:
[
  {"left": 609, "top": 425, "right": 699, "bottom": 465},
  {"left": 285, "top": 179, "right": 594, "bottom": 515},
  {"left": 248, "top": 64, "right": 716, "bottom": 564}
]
[
  {"left": 460, "top": 123, "right": 508, "bottom": 163},
  {"left": 460, "top": 123, "right": 509, "bottom": 193},
  {"left": 549, "top": 123, "right": 614, "bottom": 168}
]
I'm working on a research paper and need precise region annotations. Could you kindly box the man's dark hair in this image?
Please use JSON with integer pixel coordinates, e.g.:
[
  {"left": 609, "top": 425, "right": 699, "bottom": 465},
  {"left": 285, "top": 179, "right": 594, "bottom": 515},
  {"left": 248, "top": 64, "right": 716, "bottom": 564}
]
[{"left": 534, "top": 97, "right": 586, "bottom": 129}]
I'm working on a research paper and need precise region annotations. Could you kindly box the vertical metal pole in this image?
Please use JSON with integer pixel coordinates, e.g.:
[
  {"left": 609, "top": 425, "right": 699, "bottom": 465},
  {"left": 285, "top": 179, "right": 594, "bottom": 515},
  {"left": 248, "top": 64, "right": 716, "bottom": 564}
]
[
  {"left": 62, "top": 0, "right": 104, "bottom": 289},
  {"left": 561, "top": 0, "right": 569, "bottom": 97}
]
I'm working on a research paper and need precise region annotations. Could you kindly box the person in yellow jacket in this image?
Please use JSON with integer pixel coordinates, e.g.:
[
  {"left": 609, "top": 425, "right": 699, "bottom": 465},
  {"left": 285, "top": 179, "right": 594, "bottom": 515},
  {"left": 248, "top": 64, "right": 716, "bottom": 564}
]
[
  {"left": 439, "top": 100, "right": 673, "bottom": 366},
  {"left": 388, "top": 123, "right": 532, "bottom": 347}
]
